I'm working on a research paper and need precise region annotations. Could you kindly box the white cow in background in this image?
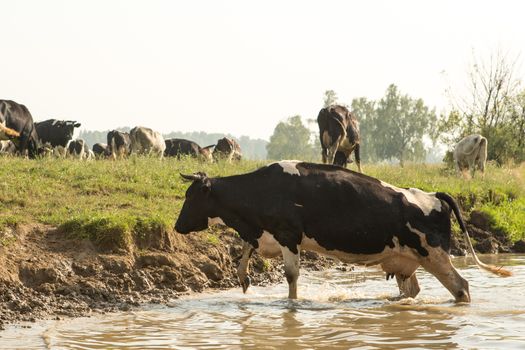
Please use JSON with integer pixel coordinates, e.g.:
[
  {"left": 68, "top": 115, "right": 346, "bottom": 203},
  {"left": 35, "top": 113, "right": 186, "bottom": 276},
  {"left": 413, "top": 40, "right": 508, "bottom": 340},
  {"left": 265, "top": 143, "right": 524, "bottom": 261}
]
[
  {"left": 453, "top": 134, "right": 487, "bottom": 178},
  {"left": 130, "top": 126, "right": 166, "bottom": 159}
]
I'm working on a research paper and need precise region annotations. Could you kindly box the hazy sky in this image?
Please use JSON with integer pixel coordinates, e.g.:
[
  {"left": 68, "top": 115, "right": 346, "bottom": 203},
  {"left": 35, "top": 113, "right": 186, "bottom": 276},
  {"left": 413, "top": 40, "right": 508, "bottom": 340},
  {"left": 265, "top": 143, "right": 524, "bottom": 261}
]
[{"left": 2, "top": 0, "right": 523, "bottom": 140}]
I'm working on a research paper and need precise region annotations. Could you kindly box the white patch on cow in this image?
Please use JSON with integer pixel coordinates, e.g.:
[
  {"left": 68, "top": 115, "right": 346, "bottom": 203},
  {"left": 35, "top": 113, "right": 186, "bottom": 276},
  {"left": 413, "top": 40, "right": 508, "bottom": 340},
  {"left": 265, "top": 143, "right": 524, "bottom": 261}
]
[
  {"left": 301, "top": 235, "right": 390, "bottom": 265},
  {"left": 256, "top": 231, "right": 282, "bottom": 258},
  {"left": 273, "top": 160, "right": 301, "bottom": 176},
  {"left": 380, "top": 181, "right": 441, "bottom": 216},
  {"left": 208, "top": 217, "right": 225, "bottom": 226}
]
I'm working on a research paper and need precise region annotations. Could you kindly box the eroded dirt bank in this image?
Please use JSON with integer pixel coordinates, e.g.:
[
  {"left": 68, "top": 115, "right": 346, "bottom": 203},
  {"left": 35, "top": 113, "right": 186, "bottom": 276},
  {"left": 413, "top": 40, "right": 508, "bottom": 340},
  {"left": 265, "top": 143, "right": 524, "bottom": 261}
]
[
  {"left": 0, "top": 224, "right": 336, "bottom": 329},
  {"left": 1, "top": 217, "right": 523, "bottom": 330}
]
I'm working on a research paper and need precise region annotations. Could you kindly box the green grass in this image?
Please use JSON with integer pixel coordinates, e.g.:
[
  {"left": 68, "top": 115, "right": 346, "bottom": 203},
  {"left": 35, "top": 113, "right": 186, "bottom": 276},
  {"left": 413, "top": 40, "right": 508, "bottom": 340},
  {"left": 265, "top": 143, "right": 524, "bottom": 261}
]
[{"left": 0, "top": 157, "right": 524, "bottom": 247}]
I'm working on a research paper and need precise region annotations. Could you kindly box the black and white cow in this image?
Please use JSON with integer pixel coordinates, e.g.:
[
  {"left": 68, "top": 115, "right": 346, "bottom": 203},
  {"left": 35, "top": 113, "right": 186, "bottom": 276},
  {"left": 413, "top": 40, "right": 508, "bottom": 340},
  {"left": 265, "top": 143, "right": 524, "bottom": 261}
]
[
  {"left": 317, "top": 105, "right": 362, "bottom": 171},
  {"left": 92, "top": 143, "right": 109, "bottom": 158},
  {"left": 35, "top": 119, "right": 81, "bottom": 148},
  {"left": 107, "top": 130, "right": 131, "bottom": 160},
  {"left": 175, "top": 161, "right": 510, "bottom": 303},
  {"left": 0, "top": 99, "right": 40, "bottom": 157},
  {"left": 67, "top": 139, "right": 88, "bottom": 159}
]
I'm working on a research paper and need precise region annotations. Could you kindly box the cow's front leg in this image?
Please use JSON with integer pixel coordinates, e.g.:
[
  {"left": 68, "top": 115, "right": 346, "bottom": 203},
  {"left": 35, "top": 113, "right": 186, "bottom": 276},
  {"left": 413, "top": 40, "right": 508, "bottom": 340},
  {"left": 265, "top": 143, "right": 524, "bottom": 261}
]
[
  {"left": 281, "top": 246, "right": 300, "bottom": 299},
  {"left": 237, "top": 241, "right": 255, "bottom": 293}
]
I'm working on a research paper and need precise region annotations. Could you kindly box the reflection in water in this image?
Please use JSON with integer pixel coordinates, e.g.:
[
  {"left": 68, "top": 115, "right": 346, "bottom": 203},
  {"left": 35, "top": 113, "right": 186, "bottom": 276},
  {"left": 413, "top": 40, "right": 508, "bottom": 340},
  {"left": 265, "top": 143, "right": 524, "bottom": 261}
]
[{"left": 1, "top": 255, "right": 524, "bottom": 349}]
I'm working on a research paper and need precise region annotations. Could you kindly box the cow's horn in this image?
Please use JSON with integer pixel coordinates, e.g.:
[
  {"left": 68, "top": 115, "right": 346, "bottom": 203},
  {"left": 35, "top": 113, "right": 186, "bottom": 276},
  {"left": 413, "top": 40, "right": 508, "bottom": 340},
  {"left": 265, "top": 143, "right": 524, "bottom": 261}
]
[{"left": 180, "top": 173, "right": 204, "bottom": 182}]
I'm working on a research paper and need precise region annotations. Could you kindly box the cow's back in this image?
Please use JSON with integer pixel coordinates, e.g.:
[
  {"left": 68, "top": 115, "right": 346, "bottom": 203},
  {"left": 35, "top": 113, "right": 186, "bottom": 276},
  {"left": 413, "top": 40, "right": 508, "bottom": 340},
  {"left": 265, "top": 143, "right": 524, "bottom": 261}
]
[
  {"left": 130, "top": 126, "right": 165, "bottom": 155},
  {"left": 229, "top": 162, "right": 450, "bottom": 255},
  {"left": 164, "top": 138, "right": 200, "bottom": 157}
]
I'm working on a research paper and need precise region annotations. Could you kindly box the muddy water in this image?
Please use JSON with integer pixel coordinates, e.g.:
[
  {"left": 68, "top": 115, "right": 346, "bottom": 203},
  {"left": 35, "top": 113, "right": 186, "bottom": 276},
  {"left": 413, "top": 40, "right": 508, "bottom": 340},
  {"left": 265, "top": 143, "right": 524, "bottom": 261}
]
[{"left": 2, "top": 255, "right": 525, "bottom": 349}]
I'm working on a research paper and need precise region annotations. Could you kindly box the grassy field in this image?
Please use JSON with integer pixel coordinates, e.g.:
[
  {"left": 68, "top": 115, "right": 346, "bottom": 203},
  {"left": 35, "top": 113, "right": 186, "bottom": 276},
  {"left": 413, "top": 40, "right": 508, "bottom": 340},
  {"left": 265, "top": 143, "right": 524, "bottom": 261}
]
[{"left": 0, "top": 157, "right": 523, "bottom": 249}]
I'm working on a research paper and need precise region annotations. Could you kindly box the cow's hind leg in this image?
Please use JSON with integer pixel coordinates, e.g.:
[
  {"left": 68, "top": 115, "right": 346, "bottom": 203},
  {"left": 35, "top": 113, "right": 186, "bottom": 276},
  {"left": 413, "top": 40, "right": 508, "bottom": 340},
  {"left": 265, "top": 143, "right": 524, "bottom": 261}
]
[
  {"left": 281, "top": 246, "right": 300, "bottom": 299},
  {"left": 395, "top": 273, "right": 420, "bottom": 299},
  {"left": 420, "top": 254, "right": 470, "bottom": 303}
]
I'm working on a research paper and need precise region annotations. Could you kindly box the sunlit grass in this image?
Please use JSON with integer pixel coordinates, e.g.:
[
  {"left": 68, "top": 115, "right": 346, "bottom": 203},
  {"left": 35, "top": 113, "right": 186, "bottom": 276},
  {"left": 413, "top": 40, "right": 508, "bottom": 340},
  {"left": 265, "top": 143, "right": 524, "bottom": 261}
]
[{"left": 0, "top": 157, "right": 523, "bottom": 245}]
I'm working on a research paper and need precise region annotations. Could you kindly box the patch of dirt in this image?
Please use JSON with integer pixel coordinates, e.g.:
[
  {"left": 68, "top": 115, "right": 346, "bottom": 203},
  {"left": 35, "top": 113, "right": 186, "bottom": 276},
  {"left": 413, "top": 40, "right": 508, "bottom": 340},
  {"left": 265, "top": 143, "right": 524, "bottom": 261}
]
[{"left": 0, "top": 224, "right": 336, "bottom": 329}]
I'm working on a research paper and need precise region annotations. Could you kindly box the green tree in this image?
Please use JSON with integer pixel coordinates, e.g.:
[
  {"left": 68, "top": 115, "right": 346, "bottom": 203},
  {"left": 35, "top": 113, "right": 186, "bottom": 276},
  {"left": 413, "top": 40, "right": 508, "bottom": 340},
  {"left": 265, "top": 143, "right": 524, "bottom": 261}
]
[
  {"left": 351, "top": 97, "right": 377, "bottom": 162},
  {"left": 323, "top": 90, "right": 338, "bottom": 107},
  {"left": 266, "top": 115, "right": 317, "bottom": 160},
  {"left": 373, "top": 84, "right": 437, "bottom": 166}
]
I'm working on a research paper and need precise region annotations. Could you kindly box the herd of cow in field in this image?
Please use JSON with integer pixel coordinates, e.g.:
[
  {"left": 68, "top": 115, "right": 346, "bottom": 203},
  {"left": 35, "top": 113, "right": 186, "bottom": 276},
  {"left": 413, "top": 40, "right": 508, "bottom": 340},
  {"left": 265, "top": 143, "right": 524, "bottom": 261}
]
[
  {"left": 2, "top": 98, "right": 504, "bottom": 304},
  {"left": 1, "top": 99, "right": 487, "bottom": 178},
  {"left": 0, "top": 99, "right": 242, "bottom": 163}
]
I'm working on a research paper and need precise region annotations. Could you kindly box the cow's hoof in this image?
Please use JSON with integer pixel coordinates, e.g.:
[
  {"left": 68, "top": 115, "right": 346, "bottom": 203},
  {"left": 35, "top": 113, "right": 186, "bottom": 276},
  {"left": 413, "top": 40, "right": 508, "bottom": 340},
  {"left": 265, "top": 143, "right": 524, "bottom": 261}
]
[{"left": 241, "top": 276, "right": 251, "bottom": 293}]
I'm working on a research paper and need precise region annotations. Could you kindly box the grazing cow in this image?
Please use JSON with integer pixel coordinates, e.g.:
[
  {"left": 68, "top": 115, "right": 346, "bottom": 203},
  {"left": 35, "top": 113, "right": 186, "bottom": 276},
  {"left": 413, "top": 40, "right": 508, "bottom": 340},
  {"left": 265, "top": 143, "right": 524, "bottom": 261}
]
[
  {"left": 0, "top": 140, "right": 17, "bottom": 155},
  {"left": 92, "top": 143, "right": 109, "bottom": 158},
  {"left": 129, "top": 126, "right": 166, "bottom": 158},
  {"left": 107, "top": 130, "right": 131, "bottom": 160},
  {"left": 0, "top": 100, "right": 40, "bottom": 157},
  {"left": 175, "top": 161, "right": 510, "bottom": 303},
  {"left": 67, "top": 139, "right": 87, "bottom": 159},
  {"left": 35, "top": 119, "right": 81, "bottom": 148},
  {"left": 164, "top": 138, "right": 214, "bottom": 162},
  {"left": 317, "top": 105, "right": 362, "bottom": 171},
  {"left": 213, "top": 137, "right": 242, "bottom": 162},
  {"left": 453, "top": 134, "right": 488, "bottom": 178}
]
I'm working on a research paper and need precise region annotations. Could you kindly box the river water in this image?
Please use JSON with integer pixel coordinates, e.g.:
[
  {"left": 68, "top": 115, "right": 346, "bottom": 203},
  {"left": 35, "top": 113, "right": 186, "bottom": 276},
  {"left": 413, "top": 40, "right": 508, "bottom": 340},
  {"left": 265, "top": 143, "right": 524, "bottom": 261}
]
[{"left": 1, "top": 255, "right": 524, "bottom": 349}]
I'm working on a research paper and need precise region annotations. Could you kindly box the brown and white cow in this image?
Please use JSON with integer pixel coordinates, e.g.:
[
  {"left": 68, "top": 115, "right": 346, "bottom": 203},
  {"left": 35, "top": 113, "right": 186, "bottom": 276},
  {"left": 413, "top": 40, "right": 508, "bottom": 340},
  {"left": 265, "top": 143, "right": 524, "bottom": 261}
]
[
  {"left": 213, "top": 137, "right": 242, "bottom": 162},
  {"left": 453, "top": 134, "right": 488, "bottom": 178},
  {"left": 317, "top": 105, "right": 362, "bottom": 171},
  {"left": 175, "top": 161, "right": 510, "bottom": 303}
]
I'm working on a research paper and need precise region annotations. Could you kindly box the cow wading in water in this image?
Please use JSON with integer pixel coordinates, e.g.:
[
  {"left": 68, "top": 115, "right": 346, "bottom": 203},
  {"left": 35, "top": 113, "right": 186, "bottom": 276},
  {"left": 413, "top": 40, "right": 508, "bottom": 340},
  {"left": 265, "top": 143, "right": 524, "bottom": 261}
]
[{"left": 175, "top": 161, "right": 510, "bottom": 303}]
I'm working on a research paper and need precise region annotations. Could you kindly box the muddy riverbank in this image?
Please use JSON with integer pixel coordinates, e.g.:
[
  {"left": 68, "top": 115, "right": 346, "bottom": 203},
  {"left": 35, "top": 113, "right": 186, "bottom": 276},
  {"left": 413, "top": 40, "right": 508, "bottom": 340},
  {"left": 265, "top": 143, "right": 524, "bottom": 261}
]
[{"left": 0, "top": 224, "right": 337, "bottom": 329}]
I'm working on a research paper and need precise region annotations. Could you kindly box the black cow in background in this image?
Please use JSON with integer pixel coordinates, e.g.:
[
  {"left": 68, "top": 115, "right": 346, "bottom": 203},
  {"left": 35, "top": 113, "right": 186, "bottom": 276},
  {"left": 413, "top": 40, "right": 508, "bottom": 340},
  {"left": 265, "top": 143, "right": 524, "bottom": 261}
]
[
  {"left": 0, "top": 99, "right": 41, "bottom": 158},
  {"left": 317, "top": 105, "right": 362, "bottom": 172},
  {"left": 164, "top": 138, "right": 214, "bottom": 162},
  {"left": 107, "top": 130, "right": 131, "bottom": 159},
  {"left": 35, "top": 119, "right": 81, "bottom": 148}
]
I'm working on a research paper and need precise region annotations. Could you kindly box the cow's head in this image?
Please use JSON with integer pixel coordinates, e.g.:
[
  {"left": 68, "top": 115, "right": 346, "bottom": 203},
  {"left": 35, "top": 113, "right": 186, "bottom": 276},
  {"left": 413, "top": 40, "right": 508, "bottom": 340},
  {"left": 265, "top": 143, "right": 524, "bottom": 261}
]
[
  {"left": 53, "top": 120, "right": 81, "bottom": 141},
  {"left": 175, "top": 172, "right": 214, "bottom": 234}
]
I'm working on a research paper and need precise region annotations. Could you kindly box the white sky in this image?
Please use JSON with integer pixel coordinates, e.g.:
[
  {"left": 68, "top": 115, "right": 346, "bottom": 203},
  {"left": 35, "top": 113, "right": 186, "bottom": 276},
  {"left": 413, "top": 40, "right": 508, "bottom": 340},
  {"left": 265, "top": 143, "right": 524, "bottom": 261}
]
[{"left": 1, "top": 0, "right": 523, "bottom": 140}]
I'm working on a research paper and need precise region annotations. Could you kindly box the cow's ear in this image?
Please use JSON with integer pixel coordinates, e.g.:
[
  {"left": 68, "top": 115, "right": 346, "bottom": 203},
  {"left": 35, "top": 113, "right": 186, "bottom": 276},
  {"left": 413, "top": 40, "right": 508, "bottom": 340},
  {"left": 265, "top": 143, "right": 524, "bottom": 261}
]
[
  {"left": 74, "top": 122, "right": 81, "bottom": 128},
  {"left": 201, "top": 178, "right": 211, "bottom": 194}
]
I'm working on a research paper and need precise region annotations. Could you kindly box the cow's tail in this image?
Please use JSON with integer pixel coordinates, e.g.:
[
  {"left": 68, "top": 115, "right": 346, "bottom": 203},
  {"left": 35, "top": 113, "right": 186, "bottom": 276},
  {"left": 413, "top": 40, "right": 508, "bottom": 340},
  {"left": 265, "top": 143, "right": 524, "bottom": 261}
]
[{"left": 435, "top": 192, "right": 512, "bottom": 276}]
